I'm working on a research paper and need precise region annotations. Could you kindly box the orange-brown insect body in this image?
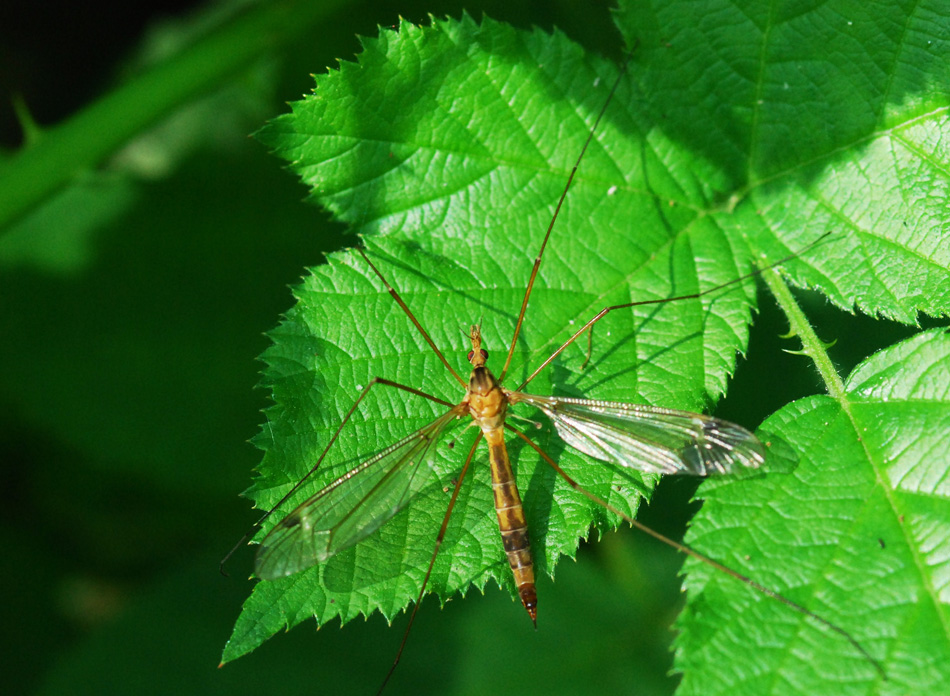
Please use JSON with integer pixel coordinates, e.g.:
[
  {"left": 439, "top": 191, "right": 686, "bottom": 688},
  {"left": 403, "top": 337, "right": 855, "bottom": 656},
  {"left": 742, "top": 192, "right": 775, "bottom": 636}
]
[{"left": 464, "top": 325, "right": 537, "bottom": 622}]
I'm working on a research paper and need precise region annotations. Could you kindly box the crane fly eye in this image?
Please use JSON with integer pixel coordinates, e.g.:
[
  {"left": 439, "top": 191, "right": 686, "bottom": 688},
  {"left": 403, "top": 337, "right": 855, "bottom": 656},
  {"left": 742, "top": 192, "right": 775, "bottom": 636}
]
[
  {"left": 480, "top": 349, "right": 488, "bottom": 360},
  {"left": 466, "top": 349, "right": 474, "bottom": 361},
  {"left": 466, "top": 348, "right": 488, "bottom": 362}
]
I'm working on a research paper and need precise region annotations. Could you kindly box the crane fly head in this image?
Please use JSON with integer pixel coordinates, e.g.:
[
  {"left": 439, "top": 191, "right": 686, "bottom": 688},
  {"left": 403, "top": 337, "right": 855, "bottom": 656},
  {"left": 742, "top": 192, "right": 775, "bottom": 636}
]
[
  {"left": 466, "top": 324, "right": 501, "bottom": 410},
  {"left": 467, "top": 324, "right": 489, "bottom": 368}
]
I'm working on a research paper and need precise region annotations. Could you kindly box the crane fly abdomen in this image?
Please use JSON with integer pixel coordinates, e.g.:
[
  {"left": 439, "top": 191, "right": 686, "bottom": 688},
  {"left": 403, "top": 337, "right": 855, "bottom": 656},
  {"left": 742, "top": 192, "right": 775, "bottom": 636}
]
[{"left": 486, "top": 430, "right": 537, "bottom": 623}]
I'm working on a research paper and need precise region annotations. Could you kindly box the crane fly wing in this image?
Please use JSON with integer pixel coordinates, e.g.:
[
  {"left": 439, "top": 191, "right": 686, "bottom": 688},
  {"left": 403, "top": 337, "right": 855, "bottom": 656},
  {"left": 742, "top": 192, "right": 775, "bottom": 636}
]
[
  {"left": 256, "top": 404, "right": 466, "bottom": 580},
  {"left": 510, "top": 393, "right": 765, "bottom": 476}
]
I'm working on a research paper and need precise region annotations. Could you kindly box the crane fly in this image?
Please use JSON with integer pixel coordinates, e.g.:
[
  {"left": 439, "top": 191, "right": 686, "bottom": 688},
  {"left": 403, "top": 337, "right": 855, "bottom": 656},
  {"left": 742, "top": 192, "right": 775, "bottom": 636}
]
[
  {"left": 254, "top": 319, "right": 766, "bottom": 615},
  {"left": 225, "top": 51, "right": 883, "bottom": 689}
]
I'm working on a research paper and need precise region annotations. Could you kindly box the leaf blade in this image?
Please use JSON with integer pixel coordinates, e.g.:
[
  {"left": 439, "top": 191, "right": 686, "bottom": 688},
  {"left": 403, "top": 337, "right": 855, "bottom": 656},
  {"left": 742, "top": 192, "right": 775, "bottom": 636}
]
[
  {"left": 227, "top": 3, "right": 950, "bottom": 675},
  {"left": 677, "top": 329, "right": 950, "bottom": 694}
]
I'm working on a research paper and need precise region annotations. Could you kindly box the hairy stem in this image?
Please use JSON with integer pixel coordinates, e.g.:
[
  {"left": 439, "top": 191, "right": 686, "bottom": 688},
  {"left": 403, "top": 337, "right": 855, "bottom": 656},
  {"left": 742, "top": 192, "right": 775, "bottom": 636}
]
[{"left": 761, "top": 265, "right": 847, "bottom": 403}]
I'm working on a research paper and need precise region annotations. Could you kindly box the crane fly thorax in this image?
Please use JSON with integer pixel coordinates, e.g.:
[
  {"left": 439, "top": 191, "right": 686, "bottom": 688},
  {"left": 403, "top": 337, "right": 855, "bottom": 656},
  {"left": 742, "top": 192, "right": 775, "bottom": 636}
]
[
  {"left": 464, "top": 324, "right": 509, "bottom": 433},
  {"left": 467, "top": 365, "right": 508, "bottom": 433}
]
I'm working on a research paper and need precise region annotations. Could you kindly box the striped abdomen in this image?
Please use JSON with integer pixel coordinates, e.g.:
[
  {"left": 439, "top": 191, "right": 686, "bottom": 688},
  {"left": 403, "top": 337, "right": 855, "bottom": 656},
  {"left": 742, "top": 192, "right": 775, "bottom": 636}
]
[{"left": 485, "top": 429, "right": 537, "bottom": 623}]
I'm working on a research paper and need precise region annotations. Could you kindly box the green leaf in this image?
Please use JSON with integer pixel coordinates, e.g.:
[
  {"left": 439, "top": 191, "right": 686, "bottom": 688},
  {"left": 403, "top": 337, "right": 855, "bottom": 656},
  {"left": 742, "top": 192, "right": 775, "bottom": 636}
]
[
  {"left": 680, "top": 328, "right": 950, "bottom": 693},
  {"left": 223, "top": 5, "right": 950, "bottom": 691}
]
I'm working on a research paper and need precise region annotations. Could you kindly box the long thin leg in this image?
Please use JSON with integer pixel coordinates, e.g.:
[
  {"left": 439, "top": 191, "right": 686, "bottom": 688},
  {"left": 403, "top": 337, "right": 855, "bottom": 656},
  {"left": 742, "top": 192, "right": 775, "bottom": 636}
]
[
  {"left": 507, "top": 425, "right": 885, "bottom": 678},
  {"left": 515, "top": 232, "right": 833, "bottom": 391},
  {"left": 358, "top": 248, "right": 467, "bottom": 387},
  {"left": 376, "top": 432, "right": 483, "bottom": 696},
  {"left": 500, "top": 52, "right": 634, "bottom": 382},
  {"left": 220, "top": 377, "right": 455, "bottom": 574}
]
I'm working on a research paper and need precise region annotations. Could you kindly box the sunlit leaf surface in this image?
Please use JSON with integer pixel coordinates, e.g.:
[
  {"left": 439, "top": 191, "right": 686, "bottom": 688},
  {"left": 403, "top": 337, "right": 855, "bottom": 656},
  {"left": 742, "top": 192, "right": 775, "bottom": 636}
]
[{"left": 224, "top": 6, "right": 950, "bottom": 693}]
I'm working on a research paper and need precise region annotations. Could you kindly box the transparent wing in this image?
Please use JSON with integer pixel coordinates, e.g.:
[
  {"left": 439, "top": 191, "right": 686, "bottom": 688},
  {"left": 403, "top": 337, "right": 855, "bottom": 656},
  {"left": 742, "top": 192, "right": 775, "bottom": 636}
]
[
  {"left": 256, "top": 404, "right": 465, "bottom": 580},
  {"left": 511, "top": 393, "right": 764, "bottom": 476}
]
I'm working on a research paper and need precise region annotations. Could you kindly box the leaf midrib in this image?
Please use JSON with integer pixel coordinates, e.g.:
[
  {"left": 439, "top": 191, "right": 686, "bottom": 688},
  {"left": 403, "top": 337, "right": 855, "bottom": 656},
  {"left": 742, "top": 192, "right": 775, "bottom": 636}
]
[{"left": 768, "top": 266, "right": 950, "bottom": 649}]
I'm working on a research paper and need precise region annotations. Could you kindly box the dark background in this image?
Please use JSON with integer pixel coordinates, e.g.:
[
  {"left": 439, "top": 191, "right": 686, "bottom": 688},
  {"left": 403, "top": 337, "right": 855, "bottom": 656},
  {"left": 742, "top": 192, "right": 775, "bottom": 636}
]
[{"left": 0, "top": 1, "right": 938, "bottom": 694}]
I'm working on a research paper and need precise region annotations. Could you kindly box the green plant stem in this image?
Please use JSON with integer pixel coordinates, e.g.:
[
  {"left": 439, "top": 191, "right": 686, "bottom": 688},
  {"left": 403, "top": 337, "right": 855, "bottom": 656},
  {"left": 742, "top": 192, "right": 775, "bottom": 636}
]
[
  {"left": 761, "top": 266, "right": 847, "bottom": 402},
  {"left": 0, "top": 0, "right": 344, "bottom": 234}
]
